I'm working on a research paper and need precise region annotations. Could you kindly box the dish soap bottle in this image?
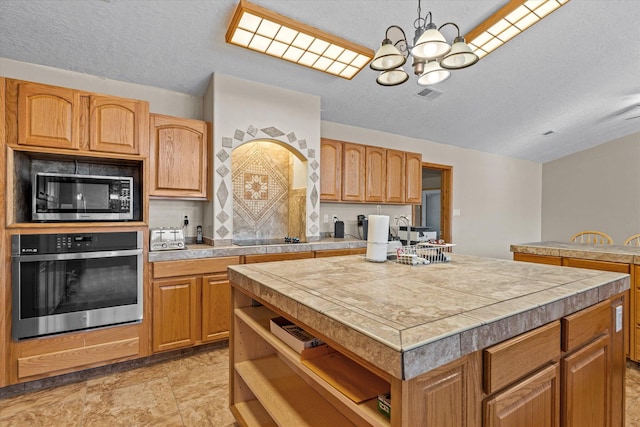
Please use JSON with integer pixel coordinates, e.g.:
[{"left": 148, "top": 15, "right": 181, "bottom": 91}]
[{"left": 182, "top": 215, "right": 189, "bottom": 242}]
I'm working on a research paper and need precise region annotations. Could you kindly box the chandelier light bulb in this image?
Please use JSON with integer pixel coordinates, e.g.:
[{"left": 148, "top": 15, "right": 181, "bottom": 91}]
[{"left": 417, "top": 61, "right": 450, "bottom": 85}]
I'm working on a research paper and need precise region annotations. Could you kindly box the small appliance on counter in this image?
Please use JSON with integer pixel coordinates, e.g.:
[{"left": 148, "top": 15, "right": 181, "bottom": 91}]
[
  {"left": 196, "top": 225, "right": 203, "bottom": 244},
  {"left": 398, "top": 226, "right": 437, "bottom": 245},
  {"left": 150, "top": 227, "right": 186, "bottom": 251}
]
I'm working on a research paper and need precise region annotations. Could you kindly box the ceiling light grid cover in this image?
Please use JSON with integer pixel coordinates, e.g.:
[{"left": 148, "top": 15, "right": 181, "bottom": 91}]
[
  {"left": 226, "top": 0, "right": 374, "bottom": 79},
  {"left": 465, "top": 0, "right": 570, "bottom": 59}
]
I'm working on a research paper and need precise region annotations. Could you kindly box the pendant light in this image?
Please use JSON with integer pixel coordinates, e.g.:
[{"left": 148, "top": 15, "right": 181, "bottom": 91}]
[{"left": 370, "top": 0, "right": 477, "bottom": 86}]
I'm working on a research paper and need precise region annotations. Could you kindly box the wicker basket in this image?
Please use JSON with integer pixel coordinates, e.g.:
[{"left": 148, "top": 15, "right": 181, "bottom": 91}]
[{"left": 395, "top": 243, "right": 455, "bottom": 265}]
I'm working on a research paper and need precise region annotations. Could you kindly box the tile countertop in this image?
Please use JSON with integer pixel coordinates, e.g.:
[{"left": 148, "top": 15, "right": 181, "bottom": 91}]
[
  {"left": 227, "top": 254, "right": 629, "bottom": 380},
  {"left": 511, "top": 241, "right": 640, "bottom": 264},
  {"left": 148, "top": 238, "right": 367, "bottom": 262}
]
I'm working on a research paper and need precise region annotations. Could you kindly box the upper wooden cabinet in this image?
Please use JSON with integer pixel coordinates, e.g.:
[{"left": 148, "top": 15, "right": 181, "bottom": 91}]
[
  {"left": 7, "top": 79, "right": 149, "bottom": 158},
  {"left": 405, "top": 152, "right": 423, "bottom": 204},
  {"left": 365, "top": 146, "right": 386, "bottom": 202},
  {"left": 89, "top": 95, "right": 147, "bottom": 155},
  {"left": 341, "top": 142, "right": 366, "bottom": 202},
  {"left": 386, "top": 149, "right": 405, "bottom": 203},
  {"left": 320, "top": 138, "right": 423, "bottom": 205},
  {"left": 149, "top": 114, "right": 210, "bottom": 199},
  {"left": 17, "top": 82, "right": 80, "bottom": 150},
  {"left": 319, "top": 138, "right": 342, "bottom": 201}
]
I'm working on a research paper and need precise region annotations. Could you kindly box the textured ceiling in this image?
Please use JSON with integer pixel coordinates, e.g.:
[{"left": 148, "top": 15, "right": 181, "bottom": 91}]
[{"left": 1, "top": 0, "right": 639, "bottom": 163}]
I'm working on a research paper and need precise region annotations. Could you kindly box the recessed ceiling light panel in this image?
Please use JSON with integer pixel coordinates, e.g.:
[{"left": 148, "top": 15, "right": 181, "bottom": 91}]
[
  {"left": 465, "top": 0, "right": 570, "bottom": 59},
  {"left": 226, "top": 0, "right": 374, "bottom": 79}
]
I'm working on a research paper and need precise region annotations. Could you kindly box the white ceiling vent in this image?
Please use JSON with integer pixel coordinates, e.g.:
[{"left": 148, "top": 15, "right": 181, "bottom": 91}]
[{"left": 415, "top": 87, "right": 444, "bottom": 101}]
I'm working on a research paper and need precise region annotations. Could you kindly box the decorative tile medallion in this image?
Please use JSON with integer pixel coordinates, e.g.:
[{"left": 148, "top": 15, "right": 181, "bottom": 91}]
[{"left": 243, "top": 173, "right": 269, "bottom": 201}]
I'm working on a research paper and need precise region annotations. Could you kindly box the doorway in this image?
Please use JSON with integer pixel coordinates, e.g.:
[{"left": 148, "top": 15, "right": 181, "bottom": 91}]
[{"left": 413, "top": 162, "right": 452, "bottom": 243}]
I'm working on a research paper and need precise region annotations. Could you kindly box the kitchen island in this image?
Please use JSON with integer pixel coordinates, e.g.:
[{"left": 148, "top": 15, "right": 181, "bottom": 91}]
[{"left": 227, "top": 253, "right": 629, "bottom": 426}]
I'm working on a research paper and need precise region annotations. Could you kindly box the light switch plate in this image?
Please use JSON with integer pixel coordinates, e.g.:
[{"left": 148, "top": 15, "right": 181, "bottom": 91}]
[{"left": 616, "top": 305, "right": 623, "bottom": 332}]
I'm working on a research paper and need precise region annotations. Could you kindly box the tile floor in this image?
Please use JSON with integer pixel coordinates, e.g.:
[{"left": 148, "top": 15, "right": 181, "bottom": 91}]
[
  {"left": 0, "top": 348, "right": 237, "bottom": 427},
  {"left": 1, "top": 347, "right": 640, "bottom": 426}
]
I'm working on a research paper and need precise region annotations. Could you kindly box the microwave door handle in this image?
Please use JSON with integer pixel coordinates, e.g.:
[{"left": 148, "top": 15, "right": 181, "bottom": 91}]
[{"left": 12, "top": 248, "right": 142, "bottom": 262}]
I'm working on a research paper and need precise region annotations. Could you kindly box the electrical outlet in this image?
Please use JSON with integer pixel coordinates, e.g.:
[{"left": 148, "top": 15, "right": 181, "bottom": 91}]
[{"left": 323, "top": 214, "right": 329, "bottom": 224}]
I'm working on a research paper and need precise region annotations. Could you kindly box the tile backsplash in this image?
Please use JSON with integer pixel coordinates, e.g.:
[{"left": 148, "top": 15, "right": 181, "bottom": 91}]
[{"left": 231, "top": 140, "right": 304, "bottom": 241}]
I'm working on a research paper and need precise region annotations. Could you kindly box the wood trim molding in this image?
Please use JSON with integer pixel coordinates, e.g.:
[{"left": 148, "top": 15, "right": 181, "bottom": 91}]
[{"left": 415, "top": 162, "right": 453, "bottom": 243}]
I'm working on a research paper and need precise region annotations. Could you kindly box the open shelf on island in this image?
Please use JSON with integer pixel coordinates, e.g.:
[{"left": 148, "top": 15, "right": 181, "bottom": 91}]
[
  {"left": 235, "top": 356, "right": 356, "bottom": 426},
  {"left": 233, "top": 305, "right": 390, "bottom": 427}
]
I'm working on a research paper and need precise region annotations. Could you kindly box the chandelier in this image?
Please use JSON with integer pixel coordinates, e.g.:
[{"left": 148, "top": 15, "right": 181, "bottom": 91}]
[{"left": 370, "top": 0, "right": 478, "bottom": 86}]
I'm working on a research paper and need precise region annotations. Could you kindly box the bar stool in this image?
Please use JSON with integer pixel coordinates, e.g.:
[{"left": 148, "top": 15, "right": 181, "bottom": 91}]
[
  {"left": 570, "top": 231, "right": 613, "bottom": 245},
  {"left": 624, "top": 234, "right": 640, "bottom": 246}
]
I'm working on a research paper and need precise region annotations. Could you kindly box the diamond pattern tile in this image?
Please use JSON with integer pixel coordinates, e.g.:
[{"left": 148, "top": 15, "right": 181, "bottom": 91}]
[
  {"left": 309, "top": 211, "right": 318, "bottom": 222},
  {"left": 260, "top": 127, "right": 285, "bottom": 138},
  {"left": 216, "top": 211, "right": 229, "bottom": 223},
  {"left": 299, "top": 139, "right": 307, "bottom": 149},
  {"left": 247, "top": 125, "right": 258, "bottom": 137},
  {"left": 234, "top": 129, "right": 245, "bottom": 141},
  {"left": 310, "top": 185, "right": 318, "bottom": 208},
  {"left": 307, "top": 148, "right": 315, "bottom": 159},
  {"left": 216, "top": 149, "right": 229, "bottom": 162},
  {"left": 217, "top": 181, "right": 229, "bottom": 208},
  {"left": 287, "top": 132, "right": 297, "bottom": 143},
  {"left": 216, "top": 225, "right": 229, "bottom": 238},
  {"left": 310, "top": 172, "right": 319, "bottom": 183},
  {"left": 310, "top": 160, "right": 319, "bottom": 170},
  {"left": 216, "top": 165, "right": 230, "bottom": 177},
  {"left": 222, "top": 137, "right": 233, "bottom": 148}
]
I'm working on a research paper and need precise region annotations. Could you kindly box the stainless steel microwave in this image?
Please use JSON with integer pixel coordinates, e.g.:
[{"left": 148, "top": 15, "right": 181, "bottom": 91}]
[{"left": 32, "top": 172, "right": 133, "bottom": 221}]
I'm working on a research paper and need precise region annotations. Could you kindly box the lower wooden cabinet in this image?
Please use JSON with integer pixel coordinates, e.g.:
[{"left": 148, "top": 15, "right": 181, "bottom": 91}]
[
  {"left": 10, "top": 324, "right": 143, "bottom": 383},
  {"left": 562, "top": 335, "right": 609, "bottom": 427},
  {"left": 151, "top": 256, "right": 239, "bottom": 353},
  {"left": 484, "top": 363, "right": 560, "bottom": 427},
  {"left": 482, "top": 296, "right": 624, "bottom": 427},
  {"left": 152, "top": 276, "right": 199, "bottom": 352}
]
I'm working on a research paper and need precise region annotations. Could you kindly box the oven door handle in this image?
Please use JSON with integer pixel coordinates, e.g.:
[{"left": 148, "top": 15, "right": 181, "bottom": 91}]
[{"left": 12, "top": 248, "right": 142, "bottom": 262}]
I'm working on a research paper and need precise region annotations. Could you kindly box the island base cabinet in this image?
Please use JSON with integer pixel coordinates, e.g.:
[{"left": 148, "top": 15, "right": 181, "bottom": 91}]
[
  {"left": 230, "top": 282, "right": 626, "bottom": 427},
  {"left": 562, "top": 335, "right": 609, "bottom": 427},
  {"left": 484, "top": 363, "right": 560, "bottom": 427}
]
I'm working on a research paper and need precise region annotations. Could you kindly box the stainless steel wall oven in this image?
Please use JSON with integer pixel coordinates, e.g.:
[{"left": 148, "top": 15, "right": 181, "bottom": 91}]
[{"left": 11, "top": 231, "right": 143, "bottom": 340}]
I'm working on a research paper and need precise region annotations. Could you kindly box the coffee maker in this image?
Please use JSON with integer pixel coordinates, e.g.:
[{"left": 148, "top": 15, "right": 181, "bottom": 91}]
[{"left": 357, "top": 214, "right": 368, "bottom": 240}]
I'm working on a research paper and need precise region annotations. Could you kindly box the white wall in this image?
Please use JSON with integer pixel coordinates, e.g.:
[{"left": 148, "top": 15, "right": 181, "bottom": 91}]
[
  {"left": 542, "top": 132, "right": 640, "bottom": 244},
  {"left": 321, "top": 122, "right": 543, "bottom": 259}
]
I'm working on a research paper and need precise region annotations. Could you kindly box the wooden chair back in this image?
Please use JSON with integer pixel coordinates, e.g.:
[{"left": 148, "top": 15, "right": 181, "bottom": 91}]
[
  {"left": 624, "top": 234, "right": 640, "bottom": 247},
  {"left": 570, "top": 231, "right": 613, "bottom": 245}
]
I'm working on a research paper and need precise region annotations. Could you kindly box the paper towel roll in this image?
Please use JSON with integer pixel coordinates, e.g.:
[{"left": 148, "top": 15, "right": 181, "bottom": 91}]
[
  {"left": 366, "top": 242, "right": 388, "bottom": 262},
  {"left": 367, "top": 215, "right": 389, "bottom": 244}
]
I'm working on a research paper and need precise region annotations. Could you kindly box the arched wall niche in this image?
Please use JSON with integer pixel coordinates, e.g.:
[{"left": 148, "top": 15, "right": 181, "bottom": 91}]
[{"left": 212, "top": 125, "right": 320, "bottom": 245}]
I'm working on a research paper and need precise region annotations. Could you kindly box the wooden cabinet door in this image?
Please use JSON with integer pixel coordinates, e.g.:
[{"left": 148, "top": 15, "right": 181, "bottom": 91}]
[
  {"left": 89, "top": 95, "right": 147, "bottom": 155},
  {"left": 484, "top": 363, "right": 560, "bottom": 427},
  {"left": 386, "top": 149, "right": 405, "bottom": 203},
  {"left": 320, "top": 139, "right": 342, "bottom": 201},
  {"left": 341, "top": 142, "right": 365, "bottom": 202},
  {"left": 365, "top": 146, "right": 386, "bottom": 202},
  {"left": 202, "top": 273, "right": 230, "bottom": 342},
  {"left": 149, "top": 114, "right": 209, "bottom": 198},
  {"left": 562, "top": 334, "right": 610, "bottom": 427},
  {"left": 17, "top": 82, "right": 80, "bottom": 150},
  {"left": 152, "top": 277, "right": 198, "bottom": 352},
  {"left": 405, "top": 152, "right": 422, "bottom": 204}
]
